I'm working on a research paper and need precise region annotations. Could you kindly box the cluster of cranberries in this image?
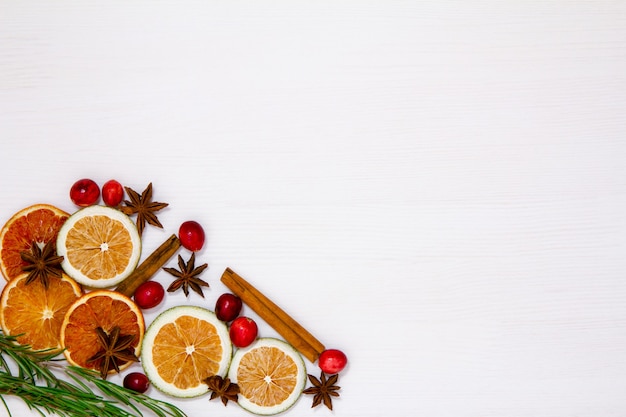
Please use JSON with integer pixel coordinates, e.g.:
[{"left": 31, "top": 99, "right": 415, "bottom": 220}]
[
  {"left": 70, "top": 178, "right": 124, "bottom": 207},
  {"left": 213, "top": 292, "right": 259, "bottom": 348}
]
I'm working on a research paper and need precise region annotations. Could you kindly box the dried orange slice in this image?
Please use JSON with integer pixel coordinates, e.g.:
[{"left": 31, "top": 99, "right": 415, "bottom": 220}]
[
  {"left": 56, "top": 205, "right": 141, "bottom": 288},
  {"left": 228, "top": 338, "right": 306, "bottom": 415},
  {"left": 0, "top": 272, "right": 82, "bottom": 351},
  {"left": 141, "top": 305, "right": 232, "bottom": 398},
  {"left": 0, "top": 204, "right": 69, "bottom": 281},
  {"left": 60, "top": 290, "right": 144, "bottom": 377}
]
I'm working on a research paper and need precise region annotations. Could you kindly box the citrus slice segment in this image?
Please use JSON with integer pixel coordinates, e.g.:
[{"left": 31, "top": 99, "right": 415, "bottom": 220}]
[
  {"left": 229, "top": 337, "right": 306, "bottom": 415},
  {"left": 60, "top": 290, "right": 144, "bottom": 377},
  {"left": 0, "top": 272, "right": 82, "bottom": 351},
  {"left": 0, "top": 204, "right": 69, "bottom": 281},
  {"left": 141, "top": 305, "right": 232, "bottom": 398},
  {"left": 56, "top": 205, "right": 141, "bottom": 288}
]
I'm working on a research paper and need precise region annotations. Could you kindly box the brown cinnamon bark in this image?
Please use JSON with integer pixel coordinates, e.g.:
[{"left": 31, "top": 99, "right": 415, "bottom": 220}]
[
  {"left": 115, "top": 234, "right": 181, "bottom": 297},
  {"left": 220, "top": 267, "right": 326, "bottom": 363}
]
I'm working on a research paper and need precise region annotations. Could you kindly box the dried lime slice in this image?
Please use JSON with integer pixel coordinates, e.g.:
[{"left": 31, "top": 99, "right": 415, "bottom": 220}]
[{"left": 229, "top": 337, "right": 306, "bottom": 415}]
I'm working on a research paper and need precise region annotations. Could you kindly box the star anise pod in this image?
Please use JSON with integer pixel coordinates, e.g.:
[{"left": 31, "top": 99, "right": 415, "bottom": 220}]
[
  {"left": 204, "top": 375, "right": 239, "bottom": 406},
  {"left": 163, "top": 253, "right": 209, "bottom": 297},
  {"left": 303, "top": 372, "right": 341, "bottom": 410},
  {"left": 87, "top": 326, "right": 139, "bottom": 379},
  {"left": 120, "top": 182, "right": 169, "bottom": 237},
  {"left": 19, "top": 241, "right": 64, "bottom": 289}
]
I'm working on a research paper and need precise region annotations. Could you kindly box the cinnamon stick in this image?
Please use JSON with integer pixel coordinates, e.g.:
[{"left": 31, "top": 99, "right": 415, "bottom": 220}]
[
  {"left": 115, "top": 234, "right": 181, "bottom": 297},
  {"left": 220, "top": 267, "right": 325, "bottom": 363}
]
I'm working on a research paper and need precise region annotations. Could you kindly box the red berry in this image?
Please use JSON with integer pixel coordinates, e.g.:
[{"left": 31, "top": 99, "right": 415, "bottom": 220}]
[
  {"left": 215, "top": 293, "right": 242, "bottom": 322},
  {"left": 123, "top": 372, "right": 150, "bottom": 393},
  {"left": 229, "top": 316, "right": 258, "bottom": 348},
  {"left": 70, "top": 178, "right": 100, "bottom": 207},
  {"left": 102, "top": 179, "right": 124, "bottom": 207},
  {"left": 178, "top": 221, "right": 205, "bottom": 252},
  {"left": 133, "top": 281, "right": 165, "bottom": 309},
  {"left": 318, "top": 349, "right": 348, "bottom": 374}
]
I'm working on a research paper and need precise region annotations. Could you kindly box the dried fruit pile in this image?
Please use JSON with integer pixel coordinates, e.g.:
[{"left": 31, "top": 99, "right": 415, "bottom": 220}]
[{"left": 0, "top": 178, "right": 348, "bottom": 415}]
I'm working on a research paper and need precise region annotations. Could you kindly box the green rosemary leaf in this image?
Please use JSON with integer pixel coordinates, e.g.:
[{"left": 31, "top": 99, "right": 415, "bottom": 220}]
[{"left": 0, "top": 395, "right": 13, "bottom": 417}]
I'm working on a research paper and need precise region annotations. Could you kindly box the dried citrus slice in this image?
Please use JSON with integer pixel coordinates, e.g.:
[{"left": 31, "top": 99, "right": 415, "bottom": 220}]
[
  {"left": 60, "top": 290, "right": 144, "bottom": 376},
  {"left": 229, "top": 338, "right": 306, "bottom": 415},
  {"left": 0, "top": 272, "right": 82, "bottom": 351},
  {"left": 0, "top": 204, "right": 69, "bottom": 281},
  {"left": 141, "top": 305, "right": 232, "bottom": 398},
  {"left": 56, "top": 205, "right": 141, "bottom": 288}
]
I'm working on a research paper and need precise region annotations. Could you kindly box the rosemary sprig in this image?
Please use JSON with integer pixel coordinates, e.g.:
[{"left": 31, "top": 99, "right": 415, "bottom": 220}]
[
  {"left": 0, "top": 333, "right": 60, "bottom": 387},
  {"left": 0, "top": 372, "right": 131, "bottom": 417},
  {"left": 0, "top": 331, "right": 187, "bottom": 417},
  {"left": 67, "top": 366, "right": 187, "bottom": 417}
]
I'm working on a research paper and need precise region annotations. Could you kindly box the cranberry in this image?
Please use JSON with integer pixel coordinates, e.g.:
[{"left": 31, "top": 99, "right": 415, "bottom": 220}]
[
  {"left": 70, "top": 178, "right": 100, "bottom": 207},
  {"left": 123, "top": 372, "right": 150, "bottom": 393},
  {"left": 229, "top": 316, "right": 258, "bottom": 348},
  {"left": 133, "top": 281, "right": 165, "bottom": 309},
  {"left": 178, "top": 221, "right": 205, "bottom": 252},
  {"left": 102, "top": 179, "right": 124, "bottom": 207},
  {"left": 215, "top": 293, "right": 242, "bottom": 322},
  {"left": 318, "top": 349, "right": 348, "bottom": 374}
]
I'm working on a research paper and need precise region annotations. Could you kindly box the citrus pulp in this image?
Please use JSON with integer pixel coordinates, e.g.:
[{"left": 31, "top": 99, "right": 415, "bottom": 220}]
[
  {"left": 60, "top": 290, "right": 144, "bottom": 376},
  {"left": 141, "top": 305, "right": 232, "bottom": 398},
  {"left": 228, "top": 337, "right": 306, "bottom": 415},
  {"left": 56, "top": 205, "right": 141, "bottom": 288},
  {"left": 0, "top": 204, "right": 68, "bottom": 281},
  {"left": 0, "top": 272, "right": 82, "bottom": 351}
]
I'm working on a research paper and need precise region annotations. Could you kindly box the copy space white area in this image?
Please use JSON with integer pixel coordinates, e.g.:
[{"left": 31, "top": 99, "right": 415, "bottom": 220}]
[{"left": 1, "top": 1, "right": 626, "bottom": 416}]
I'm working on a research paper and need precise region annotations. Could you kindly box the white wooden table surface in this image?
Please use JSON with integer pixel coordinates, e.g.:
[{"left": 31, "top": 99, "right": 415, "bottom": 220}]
[{"left": 1, "top": 1, "right": 626, "bottom": 416}]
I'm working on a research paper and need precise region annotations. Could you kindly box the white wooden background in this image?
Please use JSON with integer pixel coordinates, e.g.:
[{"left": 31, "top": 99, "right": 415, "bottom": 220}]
[{"left": 1, "top": 1, "right": 626, "bottom": 416}]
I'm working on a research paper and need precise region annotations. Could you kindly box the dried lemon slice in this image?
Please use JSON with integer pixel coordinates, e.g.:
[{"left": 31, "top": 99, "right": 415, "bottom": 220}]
[{"left": 56, "top": 205, "right": 141, "bottom": 288}]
